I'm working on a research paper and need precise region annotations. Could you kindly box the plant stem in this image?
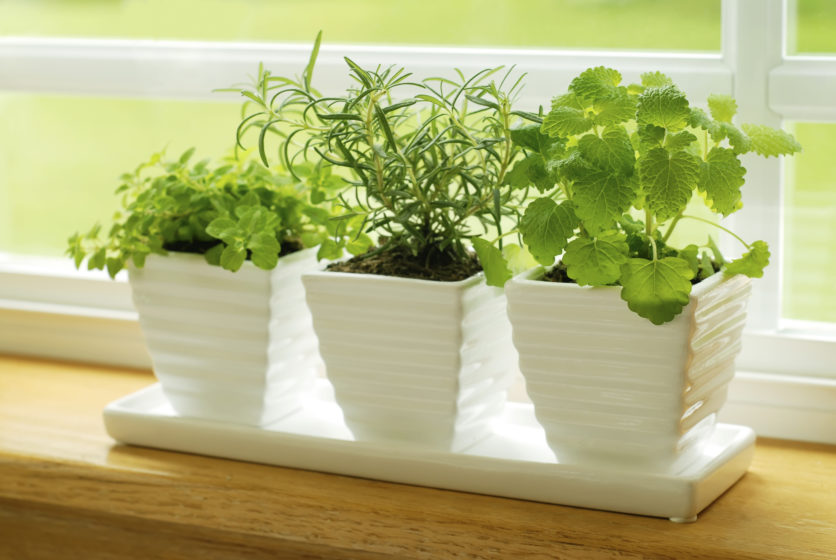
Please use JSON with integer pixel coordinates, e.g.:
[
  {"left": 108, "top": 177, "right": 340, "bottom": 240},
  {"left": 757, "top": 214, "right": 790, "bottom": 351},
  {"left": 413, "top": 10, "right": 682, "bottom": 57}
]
[
  {"left": 661, "top": 210, "right": 684, "bottom": 244},
  {"left": 680, "top": 214, "right": 751, "bottom": 249}
]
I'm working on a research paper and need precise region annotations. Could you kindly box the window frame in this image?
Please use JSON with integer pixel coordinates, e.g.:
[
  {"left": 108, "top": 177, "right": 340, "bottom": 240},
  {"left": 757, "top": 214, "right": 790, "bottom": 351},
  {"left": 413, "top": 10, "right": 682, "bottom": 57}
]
[{"left": 0, "top": 0, "right": 833, "bottom": 443}]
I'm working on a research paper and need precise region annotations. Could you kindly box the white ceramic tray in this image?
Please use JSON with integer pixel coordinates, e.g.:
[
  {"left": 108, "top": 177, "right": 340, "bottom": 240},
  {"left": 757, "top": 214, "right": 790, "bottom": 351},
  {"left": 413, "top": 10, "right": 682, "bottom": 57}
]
[{"left": 103, "top": 381, "right": 756, "bottom": 522}]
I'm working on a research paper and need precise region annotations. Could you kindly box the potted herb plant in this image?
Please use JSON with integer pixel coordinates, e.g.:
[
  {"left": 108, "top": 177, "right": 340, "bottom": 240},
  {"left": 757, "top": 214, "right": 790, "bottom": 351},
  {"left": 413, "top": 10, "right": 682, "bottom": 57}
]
[
  {"left": 478, "top": 67, "right": 800, "bottom": 467},
  {"left": 238, "top": 36, "right": 537, "bottom": 450},
  {"left": 68, "top": 149, "right": 342, "bottom": 426}
]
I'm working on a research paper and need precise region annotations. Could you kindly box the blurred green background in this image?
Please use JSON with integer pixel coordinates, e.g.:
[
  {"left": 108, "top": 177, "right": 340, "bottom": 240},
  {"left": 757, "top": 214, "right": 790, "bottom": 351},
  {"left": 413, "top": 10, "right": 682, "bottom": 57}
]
[{"left": 0, "top": 0, "right": 834, "bottom": 322}]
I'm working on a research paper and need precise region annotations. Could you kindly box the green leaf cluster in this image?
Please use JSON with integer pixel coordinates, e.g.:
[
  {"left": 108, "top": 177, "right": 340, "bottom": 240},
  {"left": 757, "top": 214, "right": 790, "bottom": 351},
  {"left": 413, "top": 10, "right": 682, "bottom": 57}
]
[
  {"left": 482, "top": 67, "right": 801, "bottom": 324},
  {"left": 67, "top": 149, "right": 345, "bottom": 278},
  {"left": 235, "top": 33, "right": 535, "bottom": 270}
]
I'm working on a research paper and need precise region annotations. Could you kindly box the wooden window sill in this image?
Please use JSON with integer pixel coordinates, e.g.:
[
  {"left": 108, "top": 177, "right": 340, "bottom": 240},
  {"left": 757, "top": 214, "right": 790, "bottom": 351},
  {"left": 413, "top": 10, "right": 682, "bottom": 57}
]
[{"left": 0, "top": 356, "right": 833, "bottom": 559}]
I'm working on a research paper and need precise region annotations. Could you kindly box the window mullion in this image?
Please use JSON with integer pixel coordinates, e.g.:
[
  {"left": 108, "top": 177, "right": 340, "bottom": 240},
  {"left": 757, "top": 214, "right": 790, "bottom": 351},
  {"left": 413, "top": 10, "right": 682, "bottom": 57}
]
[{"left": 721, "top": 0, "right": 786, "bottom": 332}]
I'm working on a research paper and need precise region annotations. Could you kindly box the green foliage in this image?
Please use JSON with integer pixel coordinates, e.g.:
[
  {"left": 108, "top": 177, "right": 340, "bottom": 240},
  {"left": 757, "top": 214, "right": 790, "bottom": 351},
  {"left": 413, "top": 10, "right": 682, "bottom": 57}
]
[
  {"left": 66, "top": 149, "right": 343, "bottom": 277},
  {"left": 490, "top": 66, "right": 801, "bottom": 324},
  {"left": 620, "top": 257, "right": 695, "bottom": 325},
  {"left": 741, "top": 124, "right": 804, "bottom": 157},
  {"left": 724, "top": 240, "right": 770, "bottom": 278},
  {"left": 235, "top": 35, "right": 532, "bottom": 271},
  {"left": 518, "top": 198, "right": 579, "bottom": 265}
]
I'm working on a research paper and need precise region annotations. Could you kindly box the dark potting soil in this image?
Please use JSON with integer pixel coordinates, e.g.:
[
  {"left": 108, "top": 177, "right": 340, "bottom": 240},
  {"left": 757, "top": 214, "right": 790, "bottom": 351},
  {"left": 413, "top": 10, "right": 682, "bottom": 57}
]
[
  {"left": 541, "top": 260, "right": 721, "bottom": 286},
  {"left": 326, "top": 245, "right": 482, "bottom": 282}
]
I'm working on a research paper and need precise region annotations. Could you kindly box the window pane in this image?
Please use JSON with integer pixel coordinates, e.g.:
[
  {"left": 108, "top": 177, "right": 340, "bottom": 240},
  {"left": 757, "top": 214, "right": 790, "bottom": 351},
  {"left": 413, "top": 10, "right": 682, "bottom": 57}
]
[
  {"left": 0, "top": 94, "right": 239, "bottom": 257},
  {"left": 783, "top": 123, "right": 836, "bottom": 323},
  {"left": 789, "top": 0, "right": 836, "bottom": 55},
  {"left": 0, "top": 0, "right": 720, "bottom": 51}
]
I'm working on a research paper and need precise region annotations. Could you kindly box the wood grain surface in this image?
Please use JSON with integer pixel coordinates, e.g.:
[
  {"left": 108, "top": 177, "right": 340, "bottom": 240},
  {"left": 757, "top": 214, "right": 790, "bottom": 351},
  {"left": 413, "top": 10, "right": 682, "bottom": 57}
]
[{"left": 0, "top": 355, "right": 834, "bottom": 560}]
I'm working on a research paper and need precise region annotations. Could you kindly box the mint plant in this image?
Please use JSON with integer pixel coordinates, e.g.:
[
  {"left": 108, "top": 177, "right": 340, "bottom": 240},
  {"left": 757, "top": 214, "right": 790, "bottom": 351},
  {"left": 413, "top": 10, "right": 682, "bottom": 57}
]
[
  {"left": 235, "top": 34, "right": 537, "bottom": 280},
  {"left": 68, "top": 148, "right": 342, "bottom": 277},
  {"left": 481, "top": 67, "right": 800, "bottom": 324}
]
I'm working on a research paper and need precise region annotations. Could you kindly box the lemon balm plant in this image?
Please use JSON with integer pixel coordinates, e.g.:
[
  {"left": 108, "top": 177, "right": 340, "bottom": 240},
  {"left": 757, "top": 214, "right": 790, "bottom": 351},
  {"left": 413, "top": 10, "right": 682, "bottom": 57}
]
[
  {"left": 501, "top": 67, "right": 800, "bottom": 468},
  {"left": 234, "top": 35, "right": 536, "bottom": 450},
  {"left": 489, "top": 67, "right": 801, "bottom": 324},
  {"left": 68, "top": 149, "right": 344, "bottom": 427}
]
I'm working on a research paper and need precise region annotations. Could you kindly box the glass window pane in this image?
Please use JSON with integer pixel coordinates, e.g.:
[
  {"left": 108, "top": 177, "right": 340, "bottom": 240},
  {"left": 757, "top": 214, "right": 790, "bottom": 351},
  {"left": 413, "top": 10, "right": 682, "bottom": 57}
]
[
  {"left": 783, "top": 122, "right": 836, "bottom": 323},
  {"left": 0, "top": 0, "right": 721, "bottom": 51},
  {"left": 0, "top": 94, "right": 239, "bottom": 257},
  {"left": 789, "top": 0, "right": 836, "bottom": 55}
]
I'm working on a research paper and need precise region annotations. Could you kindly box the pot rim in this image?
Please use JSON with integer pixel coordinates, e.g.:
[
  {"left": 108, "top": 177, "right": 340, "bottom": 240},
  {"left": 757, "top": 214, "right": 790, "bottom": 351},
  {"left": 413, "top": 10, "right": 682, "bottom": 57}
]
[
  {"left": 302, "top": 264, "right": 486, "bottom": 288},
  {"left": 509, "top": 264, "right": 745, "bottom": 299},
  {"left": 139, "top": 245, "right": 319, "bottom": 268}
]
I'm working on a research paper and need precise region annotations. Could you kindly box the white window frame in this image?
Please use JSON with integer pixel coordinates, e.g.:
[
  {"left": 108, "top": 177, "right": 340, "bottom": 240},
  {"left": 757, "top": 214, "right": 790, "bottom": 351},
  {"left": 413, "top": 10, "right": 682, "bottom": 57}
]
[{"left": 0, "top": 0, "right": 833, "bottom": 443}]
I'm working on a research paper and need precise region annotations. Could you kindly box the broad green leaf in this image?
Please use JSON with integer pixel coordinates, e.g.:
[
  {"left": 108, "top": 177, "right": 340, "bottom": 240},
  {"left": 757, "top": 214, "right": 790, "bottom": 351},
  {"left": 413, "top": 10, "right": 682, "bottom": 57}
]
[
  {"left": 724, "top": 240, "right": 770, "bottom": 278},
  {"left": 637, "top": 85, "right": 691, "bottom": 132},
  {"left": 249, "top": 232, "right": 280, "bottom": 270},
  {"left": 641, "top": 71, "right": 673, "bottom": 87},
  {"left": 541, "top": 106, "right": 593, "bottom": 138},
  {"left": 572, "top": 169, "right": 637, "bottom": 234},
  {"left": 639, "top": 147, "right": 701, "bottom": 221},
  {"left": 562, "top": 231, "right": 629, "bottom": 286},
  {"left": 510, "top": 124, "right": 566, "bottom": 159},
  {"left": 551, "top": 93, "right": 586, "bottom": 110},
  {"left": 519, "top": 198, "right": 579, "bottom": 265},
  {"left": 106, "top": 258, "right": 124, "bottom": 278},
  {"left": 472, "top": 237, "right": 512, "bottom": 287},
  {"left": 317, "top": 239, "right": 343, "bottom": 261},
  {"left": 502, "top": 243, "right": 538, "bottom": 275},
  {"left": 577, "top": 126, "right": 635, "bottom": 175},
  {"left": 698, "top": 147, "right": 746, "bottom": 216},
  {"left": 346, "top": 233, "right": 373, "bottom": 255},
  {"left": 206, "top": 217, "right": 238, "bottom": 242},
  {"left": 718, "top": 122, "right": 752, "bottom": 154},
  {"left": 510, "top": 124, "right": 545, "bottom": 152},
  {"left": 688, "top": 107, "right": 721, "bottom": 137},
  {"left": 204, "top": 243, "right": 224, "bottom": 266},
  {"left": 592, "top": 91, "right": 637, "bottom": 126},
  {"left": 740, "top": 124, "right": 802, "bottom": 157},
  {"left": 220, "top": 245, "right": 247, "bottom": 272},
  {"left": 678, "top": 244, "right": 701, "bottom": 276},
  {"left": 570, "top": 66, "right": 622, "bottom": 103},
  {"left": 707, "top": 94, "right": 737, "bottom": 123},
  {"left": 620, "top": 257, "right": 695, "bottom": 324},
  {"left": 636, "top": 124, "right": 666, "bottom": 153},
  {"left": 505, "top": 154, "right": 554, "bottom": 192},
  {"left": 665, "top": 130, "right": 698, "bottom": 152}
]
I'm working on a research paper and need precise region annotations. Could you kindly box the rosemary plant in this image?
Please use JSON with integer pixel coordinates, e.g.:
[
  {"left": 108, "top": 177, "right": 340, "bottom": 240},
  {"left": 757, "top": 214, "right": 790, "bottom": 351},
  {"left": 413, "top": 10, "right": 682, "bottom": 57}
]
[{"left": 235, "top": 34, "right": 537, "bottom": 280}]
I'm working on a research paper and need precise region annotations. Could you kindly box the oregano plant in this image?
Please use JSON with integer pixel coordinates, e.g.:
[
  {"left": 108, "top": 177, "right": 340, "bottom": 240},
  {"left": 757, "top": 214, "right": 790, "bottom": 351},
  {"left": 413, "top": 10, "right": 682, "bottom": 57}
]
[
  {"left": 235, "top": 33, "right": 539, "bottom": 280},
  {"left": 68, "top": 148, "right": 343, "bottom": 277},
  {"left": 479, "top": 66, "right": 800, "bottom": 324}
]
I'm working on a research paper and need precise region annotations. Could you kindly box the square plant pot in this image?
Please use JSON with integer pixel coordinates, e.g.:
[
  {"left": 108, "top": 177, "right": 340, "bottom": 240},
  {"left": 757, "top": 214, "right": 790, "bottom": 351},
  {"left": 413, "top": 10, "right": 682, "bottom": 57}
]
[
  {"left": 302, "top": 269, "right": 518, "bottom": 451},
  {"left": 505, "top": 267, "right": 752, "bottom": 470},
  {"left": 129, "top": 248, "right": 321, "bottom": 426}
]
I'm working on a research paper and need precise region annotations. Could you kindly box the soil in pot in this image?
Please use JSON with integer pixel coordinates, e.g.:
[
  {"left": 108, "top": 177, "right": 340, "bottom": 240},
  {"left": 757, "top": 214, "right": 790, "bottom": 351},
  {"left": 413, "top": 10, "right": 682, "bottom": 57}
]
[{"left": 326, "top": 245, "right": 482, "bottom": 282}]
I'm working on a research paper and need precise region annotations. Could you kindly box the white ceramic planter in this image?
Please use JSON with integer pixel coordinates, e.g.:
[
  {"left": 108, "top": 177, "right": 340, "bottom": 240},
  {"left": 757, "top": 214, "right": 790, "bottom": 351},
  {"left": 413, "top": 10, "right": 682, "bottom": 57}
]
[
  {"left": 506, "top": 268, "right": 752, "bottom": 470},
  {"left": 302, "top": 269, "right": 518, "bottom": 451},
  {"left": 129, "top": 248, "right": 321, "bottom": 426}
]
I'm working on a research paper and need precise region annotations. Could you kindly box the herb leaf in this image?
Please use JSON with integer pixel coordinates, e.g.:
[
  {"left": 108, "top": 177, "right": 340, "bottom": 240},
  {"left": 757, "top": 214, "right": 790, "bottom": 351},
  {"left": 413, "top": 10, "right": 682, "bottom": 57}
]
[
  {"left": 724, "top": 240, "right": 770, "bottom": 278},
  {"left": 519, "top": 198, "right": 579, "bottom": 265},
  {"left": 620, "top": 257, "right": 695, "bottom": 324},
  {"left": 639, "top": 147, "right": 700, "bottom": 222},
  {"left": 563, "top": 231, "right": 629, "bottom": 286},
  {"left": 637, "top": 85, "right": 691, "bottom": 132},
  {"left": 472, "top": 237, "right": 512, "bottom": 287},
  {"left": 698, "top": 147, "right": 746, "bottom": 216},
  {"left": 740, "top": 124, "right": 803, "bottom": 157}
]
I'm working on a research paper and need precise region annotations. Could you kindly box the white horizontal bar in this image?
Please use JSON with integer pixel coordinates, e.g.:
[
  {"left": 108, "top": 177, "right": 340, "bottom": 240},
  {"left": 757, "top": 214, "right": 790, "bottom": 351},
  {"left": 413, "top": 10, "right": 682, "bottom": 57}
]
[
  {"left": 0, "top": 37, "right": 731, "bottom": 107},
  {"left": 770, "top": 57, "right": 836, "bottom": 121}
]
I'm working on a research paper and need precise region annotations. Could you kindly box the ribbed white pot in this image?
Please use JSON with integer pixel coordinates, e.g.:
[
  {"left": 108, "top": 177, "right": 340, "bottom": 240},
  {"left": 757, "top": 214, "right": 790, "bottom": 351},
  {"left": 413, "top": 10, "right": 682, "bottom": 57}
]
[
  {"left": 506, "top": 268, "right": 752, "bottom": 469},
  {"left": 302, "top": 269, "right": 518, "bottom": 451},
  {"left": 129, "top": 248, "right": 321, "bottom": 426}
]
